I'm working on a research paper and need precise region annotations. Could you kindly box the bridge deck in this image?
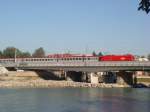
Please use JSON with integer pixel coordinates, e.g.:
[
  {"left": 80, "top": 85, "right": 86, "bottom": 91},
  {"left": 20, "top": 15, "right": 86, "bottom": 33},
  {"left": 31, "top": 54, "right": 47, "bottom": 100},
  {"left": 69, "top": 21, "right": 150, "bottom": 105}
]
[{"left": 1, "top": 58, "right": 150, "bottom": 72}]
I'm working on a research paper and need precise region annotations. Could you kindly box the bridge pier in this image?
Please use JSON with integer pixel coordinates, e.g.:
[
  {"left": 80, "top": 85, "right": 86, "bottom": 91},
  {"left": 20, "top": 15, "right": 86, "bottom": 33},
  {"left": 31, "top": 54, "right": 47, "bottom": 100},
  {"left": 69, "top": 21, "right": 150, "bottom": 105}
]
[
  {"left": 116, "top": 71, "right": 134, "bottom": 86},
  {"left": 65, "top": 71, "right": 99, "bottom": 83},
  {"left": 101, "top": 72, "right": 116, "bottom": 83},
  {"left": 87, "top": 72, "right": 99, "bottom": 84},
  {"left": 81, "top": 72, "right": 87, "bottom": 82},
  {"left": 65, "top": 71, "right": 82, "bottom": 82}
]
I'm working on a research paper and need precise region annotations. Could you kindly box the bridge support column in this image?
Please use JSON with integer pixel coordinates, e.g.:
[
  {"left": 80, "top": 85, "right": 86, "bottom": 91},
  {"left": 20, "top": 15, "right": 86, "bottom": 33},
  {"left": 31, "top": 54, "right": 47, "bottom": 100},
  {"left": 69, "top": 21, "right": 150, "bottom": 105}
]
[
  {"left": 116, "top": 71, "right": 133, "bottom": 86},
  {"left": 133, "top": 72, "right": 137, "bottom": 85},
  {"left": 97, "top": 72, "right": 105, "bottom": 83},
  {"left": 81, "top": 72, "right": 87, "bottom": 82},
  {"left": 102, "top": 72, "right": 117, "bottom": 83},
  {"left": 87, "top": 72, "right": 99, "bottom": 84}
]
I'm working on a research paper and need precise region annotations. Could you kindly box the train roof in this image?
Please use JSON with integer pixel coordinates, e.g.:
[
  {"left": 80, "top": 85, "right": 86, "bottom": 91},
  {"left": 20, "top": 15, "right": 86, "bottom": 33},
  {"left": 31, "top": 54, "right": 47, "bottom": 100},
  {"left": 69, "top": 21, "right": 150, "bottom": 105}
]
[{"left": 47, "top": 53, "right": 96, "bottom": 58}]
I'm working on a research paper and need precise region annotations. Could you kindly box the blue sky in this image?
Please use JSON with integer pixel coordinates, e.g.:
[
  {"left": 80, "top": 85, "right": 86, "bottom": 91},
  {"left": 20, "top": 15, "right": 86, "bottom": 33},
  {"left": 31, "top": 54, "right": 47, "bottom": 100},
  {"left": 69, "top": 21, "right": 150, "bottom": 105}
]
[{"left": 0, "top": 0, "right": 150, "bottom": 55}]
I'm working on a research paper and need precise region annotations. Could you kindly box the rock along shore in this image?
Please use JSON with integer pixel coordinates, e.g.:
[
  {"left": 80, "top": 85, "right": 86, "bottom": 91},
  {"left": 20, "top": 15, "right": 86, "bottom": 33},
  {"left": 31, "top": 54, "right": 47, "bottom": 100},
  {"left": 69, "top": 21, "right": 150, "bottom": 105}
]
[
  {"left": 1, "top": 70, "right": 149, "bottom": 88},
  {"left": 0, "top": 70, "right": 130, "bottom": 88},
  {"left": 0, "top": 79, "right": 127, "bottom": 88}
]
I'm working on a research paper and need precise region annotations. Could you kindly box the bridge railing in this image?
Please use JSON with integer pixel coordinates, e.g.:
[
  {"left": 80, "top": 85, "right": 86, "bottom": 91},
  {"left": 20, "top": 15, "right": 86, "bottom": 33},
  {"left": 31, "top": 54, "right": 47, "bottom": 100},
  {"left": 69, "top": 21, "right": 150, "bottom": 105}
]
[
  {"left": 15, "top": 61, "right": 150, "bottom": 67},
  {"left": 0, "top": 58, "right": 150, "bottom": 67}
]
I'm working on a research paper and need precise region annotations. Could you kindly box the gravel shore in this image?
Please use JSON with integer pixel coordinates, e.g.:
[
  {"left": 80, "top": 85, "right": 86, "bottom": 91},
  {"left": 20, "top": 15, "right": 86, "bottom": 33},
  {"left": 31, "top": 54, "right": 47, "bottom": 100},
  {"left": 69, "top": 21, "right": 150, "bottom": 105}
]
[
  {"left": 0, "top": 71, "right": 149, "bottom": 88},
  {"left": 0, "top": 79, "right": 128, "bottom": 88}
]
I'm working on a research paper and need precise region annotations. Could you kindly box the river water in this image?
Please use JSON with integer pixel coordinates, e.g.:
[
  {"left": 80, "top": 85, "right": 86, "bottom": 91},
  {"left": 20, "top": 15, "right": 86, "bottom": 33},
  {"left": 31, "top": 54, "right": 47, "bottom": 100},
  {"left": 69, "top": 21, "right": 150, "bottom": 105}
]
[{"left": 0, "top": 88, "right": 149, "bottom": 112}]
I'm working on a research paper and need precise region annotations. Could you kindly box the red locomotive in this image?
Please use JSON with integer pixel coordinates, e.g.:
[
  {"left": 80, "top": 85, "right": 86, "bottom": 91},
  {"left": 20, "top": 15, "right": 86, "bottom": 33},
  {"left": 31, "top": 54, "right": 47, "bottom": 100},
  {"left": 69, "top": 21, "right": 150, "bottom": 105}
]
[{"left": 99, "top": 54, "right": 135, "bottom": 61}]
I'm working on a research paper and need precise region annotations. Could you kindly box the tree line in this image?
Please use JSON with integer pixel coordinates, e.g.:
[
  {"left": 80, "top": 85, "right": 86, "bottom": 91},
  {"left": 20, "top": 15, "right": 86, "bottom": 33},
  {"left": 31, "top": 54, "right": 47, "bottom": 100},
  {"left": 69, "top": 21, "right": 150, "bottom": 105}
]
[
  {"left": 0, "top": 47, "right": 150, "bottom": 61},
  {"left": 0, "top": 47, "right": 45, "bottom": 58}
]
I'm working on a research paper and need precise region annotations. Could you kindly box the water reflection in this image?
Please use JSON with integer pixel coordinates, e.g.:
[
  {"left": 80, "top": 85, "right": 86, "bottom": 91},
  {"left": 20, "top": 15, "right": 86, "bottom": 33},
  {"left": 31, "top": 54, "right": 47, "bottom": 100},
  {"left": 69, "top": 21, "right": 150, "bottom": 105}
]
[{"left": 0, "top": 88, "right": 149, "bottom": 112}]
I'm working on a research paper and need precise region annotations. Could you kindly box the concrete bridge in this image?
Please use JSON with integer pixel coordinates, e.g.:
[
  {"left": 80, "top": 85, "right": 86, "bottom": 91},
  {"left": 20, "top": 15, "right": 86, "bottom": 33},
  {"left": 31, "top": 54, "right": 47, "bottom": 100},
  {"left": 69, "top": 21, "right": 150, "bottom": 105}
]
[
  {"left": 0, "top": 59, "right": 150, "bottom": 72},
  {"left": 0, "top": 58, "right": 150, "bottom": 85}
]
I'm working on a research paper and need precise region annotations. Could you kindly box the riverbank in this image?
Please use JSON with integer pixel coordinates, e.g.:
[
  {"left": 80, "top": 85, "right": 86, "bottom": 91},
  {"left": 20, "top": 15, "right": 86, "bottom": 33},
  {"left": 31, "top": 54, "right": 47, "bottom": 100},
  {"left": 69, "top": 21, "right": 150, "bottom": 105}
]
[
  {"left": 0, "top": 79, "right": 129, "bottom": 88},
  {"left": 0, "top": 71, "right": 130, "bottom": 88},
  {"left": 0, "top": 70, "right": 149, "bottom": 88}
]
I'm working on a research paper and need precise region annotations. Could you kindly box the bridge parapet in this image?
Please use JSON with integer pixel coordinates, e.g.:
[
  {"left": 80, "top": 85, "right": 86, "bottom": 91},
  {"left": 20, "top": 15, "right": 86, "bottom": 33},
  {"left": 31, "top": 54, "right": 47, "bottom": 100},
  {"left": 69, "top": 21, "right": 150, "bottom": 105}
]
[
  {"left": 0, "top": 58, "right": 150, "bottom": 72},
  {"left": 15, "top": 61, "right": 150, "bottom": 67}
]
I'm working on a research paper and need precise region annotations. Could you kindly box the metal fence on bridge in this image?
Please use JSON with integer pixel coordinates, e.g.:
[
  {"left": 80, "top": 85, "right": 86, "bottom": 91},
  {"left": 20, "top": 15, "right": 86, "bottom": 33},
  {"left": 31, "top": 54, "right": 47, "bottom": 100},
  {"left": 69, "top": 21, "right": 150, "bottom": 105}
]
[{"left": 0, "top": 58, "right": 150, "bottom": 72}]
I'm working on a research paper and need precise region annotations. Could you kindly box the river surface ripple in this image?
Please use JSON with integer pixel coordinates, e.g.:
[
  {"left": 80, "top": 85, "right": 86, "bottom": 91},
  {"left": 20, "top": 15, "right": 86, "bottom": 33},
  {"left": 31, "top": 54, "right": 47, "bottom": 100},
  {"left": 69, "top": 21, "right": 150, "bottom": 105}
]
[{"left": 0, "top": 88, "right": 149, "bottom": 112}]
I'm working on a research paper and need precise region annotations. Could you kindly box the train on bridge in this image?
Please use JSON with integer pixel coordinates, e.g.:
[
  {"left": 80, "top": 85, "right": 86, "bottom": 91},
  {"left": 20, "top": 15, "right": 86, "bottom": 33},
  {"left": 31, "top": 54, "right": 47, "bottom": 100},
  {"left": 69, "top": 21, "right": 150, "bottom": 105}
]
[
  {"left": 0, "top": 54, "right": 135, "bottom": 63},
  {"left": 47, "top": 54, "right": 135, "bottom": 61}
]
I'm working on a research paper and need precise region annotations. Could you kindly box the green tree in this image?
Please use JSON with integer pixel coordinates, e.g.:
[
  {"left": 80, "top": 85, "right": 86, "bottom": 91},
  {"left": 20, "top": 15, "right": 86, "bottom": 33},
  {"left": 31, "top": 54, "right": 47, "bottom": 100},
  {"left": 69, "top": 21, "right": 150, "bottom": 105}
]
[
  {"left": 98, "top": 52, "right": 103, "bottom": 56},
  {"left": 0, "top": 50, "right": 3, "bottom": 58},
  {"left": 138, "top": 0, "right": 150, "bottom": 13},
  {"left": 92, "top": 51, "right": 97, "bottom": 56},
  {"left": 2, "top": 47, "right": 32, "bottom": 58},
  {"left": 3, "top": 47, "right": 20, "bottom": 58},
  {"left": 20, "top": 52, "right": 31, "bottom": 58},
  {"left": 32, "top": 47, "right": 45, "bottom": 58}
]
